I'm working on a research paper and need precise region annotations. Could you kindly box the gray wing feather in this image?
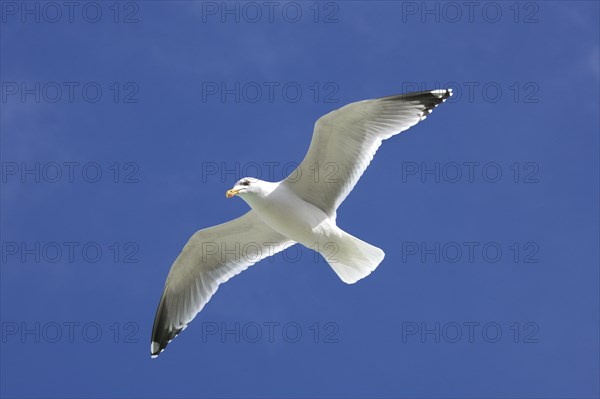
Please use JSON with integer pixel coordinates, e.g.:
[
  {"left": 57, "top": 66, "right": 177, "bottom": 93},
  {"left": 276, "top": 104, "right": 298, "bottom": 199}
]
[
  {"left": 284, "top": 89, "right": 453, "bottom": 216},
  {"left": 151, "top": 211, "right": 293, "bottom": 357}
]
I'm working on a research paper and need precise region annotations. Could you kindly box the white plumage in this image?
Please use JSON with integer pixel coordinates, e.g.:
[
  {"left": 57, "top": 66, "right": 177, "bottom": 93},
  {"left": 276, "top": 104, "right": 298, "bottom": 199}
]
[{"left": 151, "top": 89, "right": 453, "bottom": 357}]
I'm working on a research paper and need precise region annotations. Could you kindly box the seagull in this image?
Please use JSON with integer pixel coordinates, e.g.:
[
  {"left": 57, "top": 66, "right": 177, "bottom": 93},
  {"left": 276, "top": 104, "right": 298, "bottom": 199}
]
[{"left": 151, "top": 89, "right": 453, "bottom": 357}]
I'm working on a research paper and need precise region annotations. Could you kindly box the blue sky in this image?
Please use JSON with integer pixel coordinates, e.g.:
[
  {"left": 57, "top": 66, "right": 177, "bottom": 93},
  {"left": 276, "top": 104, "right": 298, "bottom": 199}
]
[{"left": 1, "top": 1, "right": 599, "bottom": 398}]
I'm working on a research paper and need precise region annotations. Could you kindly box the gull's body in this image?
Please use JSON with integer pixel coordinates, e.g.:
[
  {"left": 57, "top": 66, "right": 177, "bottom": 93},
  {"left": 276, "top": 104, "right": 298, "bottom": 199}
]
[
  {"left": 242, "top": 181, "right": 339, "bottom": 249},
  {"left": 151, "top": 89, "right": 453, "bottom": 357}
]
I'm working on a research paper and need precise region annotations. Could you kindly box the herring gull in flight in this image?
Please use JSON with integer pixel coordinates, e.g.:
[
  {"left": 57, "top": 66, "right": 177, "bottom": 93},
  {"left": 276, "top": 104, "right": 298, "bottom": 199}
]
[{"left": 151, "top": 89, "right": 453, "bottom": 357}]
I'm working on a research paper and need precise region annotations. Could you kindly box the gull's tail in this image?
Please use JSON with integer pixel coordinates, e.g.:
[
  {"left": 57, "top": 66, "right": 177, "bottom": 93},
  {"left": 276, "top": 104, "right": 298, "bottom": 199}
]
[{"left": 322, "top": 230, "right": 385, "bottom": 284}]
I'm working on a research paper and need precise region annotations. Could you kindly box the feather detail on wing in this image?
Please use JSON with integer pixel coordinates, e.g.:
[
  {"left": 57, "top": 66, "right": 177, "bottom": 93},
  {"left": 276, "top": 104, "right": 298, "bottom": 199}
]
[
  {"left": 151, "top": 211, "right": 293, "bottom": 357},
  {"left": 284, "top": 89, "right": 453, "bottom": 216}
]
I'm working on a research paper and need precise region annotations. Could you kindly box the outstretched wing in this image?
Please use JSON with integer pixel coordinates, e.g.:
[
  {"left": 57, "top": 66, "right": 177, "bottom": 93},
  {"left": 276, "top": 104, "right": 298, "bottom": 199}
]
[
  {"left": 284, "top": 89, "right": 453, "bottom": 217},
  {"left": 151, "top": 211, "right": 293, "bottom": 357}
]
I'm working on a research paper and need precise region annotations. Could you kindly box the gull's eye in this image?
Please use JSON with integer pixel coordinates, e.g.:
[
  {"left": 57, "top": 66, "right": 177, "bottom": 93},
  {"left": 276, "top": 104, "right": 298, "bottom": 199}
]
[{"left": 240, "top": 180, "right": 250, "bottom": 186}]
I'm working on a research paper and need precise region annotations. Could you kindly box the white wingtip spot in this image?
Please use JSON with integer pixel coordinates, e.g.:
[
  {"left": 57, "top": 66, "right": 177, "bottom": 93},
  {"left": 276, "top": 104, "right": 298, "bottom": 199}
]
[
  {"left": 151, "top": 341, "right": 160, "bottom": 357},
  {"left": 431, "top": 88, "right": 453, "bottom": 102}
]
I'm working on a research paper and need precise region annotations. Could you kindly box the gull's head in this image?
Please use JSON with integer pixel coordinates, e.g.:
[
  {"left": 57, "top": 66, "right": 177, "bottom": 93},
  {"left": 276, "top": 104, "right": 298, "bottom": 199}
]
[{"left": 226, "top": 177, "right": 262, "bottom": 199}]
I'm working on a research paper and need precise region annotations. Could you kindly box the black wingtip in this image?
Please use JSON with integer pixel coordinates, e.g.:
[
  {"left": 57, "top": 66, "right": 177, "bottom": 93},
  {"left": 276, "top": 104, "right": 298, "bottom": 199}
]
[
  {"left": 381, "top": 88, "right": 453, "bottom": 121},
  {"left": 382, "top": 88, "right": 453, "bottom": 104},
  {"left": 150, "top": 291, "right": 184, "bottom": 358},
  {"left": 417, "top": 89, "right": 453, "bottom": 119}
]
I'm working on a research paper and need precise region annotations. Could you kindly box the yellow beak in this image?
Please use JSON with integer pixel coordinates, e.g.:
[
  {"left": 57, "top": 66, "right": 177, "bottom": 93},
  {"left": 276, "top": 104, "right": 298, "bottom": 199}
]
[{"left": 226, "top": 188, "right": 240, "bottom": 198}]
